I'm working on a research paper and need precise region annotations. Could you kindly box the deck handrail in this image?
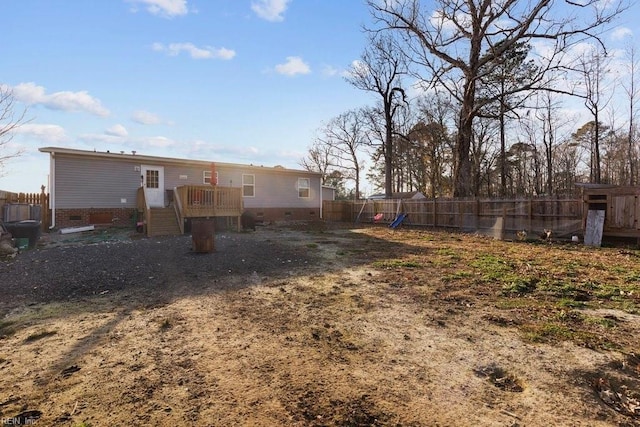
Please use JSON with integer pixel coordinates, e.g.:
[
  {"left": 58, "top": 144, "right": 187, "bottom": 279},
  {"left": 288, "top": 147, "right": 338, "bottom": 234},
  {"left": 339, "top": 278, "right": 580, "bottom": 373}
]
[
  {"left": 176, "top": 185, "right": 243, "bottom": 218},
  {"left": 136, "top": 187, "right": 152, "bottom": 236},
  {"left": 173, "top": 187, "right": 185, "bottom": 234}
]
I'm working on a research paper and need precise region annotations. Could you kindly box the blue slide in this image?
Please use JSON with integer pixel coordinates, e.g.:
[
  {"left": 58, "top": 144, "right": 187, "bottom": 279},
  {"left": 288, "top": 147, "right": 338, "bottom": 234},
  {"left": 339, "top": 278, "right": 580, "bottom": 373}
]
[{"left": 389, "top": 213, "right": 408, "bottom": 229}]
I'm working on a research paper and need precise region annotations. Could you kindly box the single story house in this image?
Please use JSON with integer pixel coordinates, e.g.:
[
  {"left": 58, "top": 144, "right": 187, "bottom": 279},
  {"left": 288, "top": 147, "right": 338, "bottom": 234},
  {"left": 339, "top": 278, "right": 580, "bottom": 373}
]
[{"left": 39, "top": 147, "right": 327, "bottom": 233}]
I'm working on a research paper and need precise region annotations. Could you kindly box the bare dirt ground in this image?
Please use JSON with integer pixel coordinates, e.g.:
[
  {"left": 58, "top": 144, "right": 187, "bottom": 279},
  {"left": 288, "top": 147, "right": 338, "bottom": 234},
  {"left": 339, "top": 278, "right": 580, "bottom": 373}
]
[{"left": 1, "top": 222, "right": 639, "bottom": 426}]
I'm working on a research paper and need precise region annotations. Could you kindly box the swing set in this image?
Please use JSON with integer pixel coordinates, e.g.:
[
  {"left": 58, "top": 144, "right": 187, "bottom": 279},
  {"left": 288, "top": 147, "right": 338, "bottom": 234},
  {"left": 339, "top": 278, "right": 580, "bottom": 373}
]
[{"left": 355, "top": 199, "right": 409, "bottom": 229}]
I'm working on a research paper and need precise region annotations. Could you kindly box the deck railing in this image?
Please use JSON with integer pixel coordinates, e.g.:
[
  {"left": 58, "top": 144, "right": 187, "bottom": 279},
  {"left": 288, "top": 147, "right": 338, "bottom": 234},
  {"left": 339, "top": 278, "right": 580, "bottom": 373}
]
[
  {"left": 138, "top": 185, "right": 243, "bottom": 235},
  {"left": 176, "top": 185, "right": 243, "bottom": 218},
  {"left": 136, "top": 187, "right": 153, "bottom": 236},
  {"left": 173, "top": 187, "right": 185, "bottom": 235}
]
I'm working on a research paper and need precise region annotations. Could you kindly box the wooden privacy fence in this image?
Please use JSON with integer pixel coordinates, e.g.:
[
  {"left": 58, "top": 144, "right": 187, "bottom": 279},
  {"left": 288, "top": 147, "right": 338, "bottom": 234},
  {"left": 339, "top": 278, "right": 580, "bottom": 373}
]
[
  {"left": 323, "top": 198, "right": 584, "bottom": 240},
  {"left": 0, "top": 186, "right": 51, "bottom": 231}
]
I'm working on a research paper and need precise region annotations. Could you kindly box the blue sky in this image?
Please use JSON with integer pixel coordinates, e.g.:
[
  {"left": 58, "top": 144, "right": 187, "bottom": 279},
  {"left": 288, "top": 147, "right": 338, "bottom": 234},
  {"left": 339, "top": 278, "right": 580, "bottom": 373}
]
[
  {"left": 1, "top": 0, "right": 374, "bottom": 193},
  {"left": 1, "top": 0, "right": 638, "bottom": 195}
]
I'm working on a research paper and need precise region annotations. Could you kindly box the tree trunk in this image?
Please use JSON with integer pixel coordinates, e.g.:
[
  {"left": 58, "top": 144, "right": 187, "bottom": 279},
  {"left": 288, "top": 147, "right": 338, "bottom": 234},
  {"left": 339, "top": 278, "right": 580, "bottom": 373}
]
[
  {"left": 384, "top": 106, "right": 393, "bottom": 198},
  {"left": 454, "top": 105, "right": 474, "bottom": 197},
  {"left": 499, "top": 103, "right": 506, "bottom": 197},
  {"left": 594, "top": 113, "right": 601, "bottom": 184}
]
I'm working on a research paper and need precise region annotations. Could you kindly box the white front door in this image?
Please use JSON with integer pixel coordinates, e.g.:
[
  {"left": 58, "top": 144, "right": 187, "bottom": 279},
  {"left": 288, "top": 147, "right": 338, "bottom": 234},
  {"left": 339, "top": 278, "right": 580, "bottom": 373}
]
[{"left": 141, "top": 165, "right": 165, "bottom": 207}]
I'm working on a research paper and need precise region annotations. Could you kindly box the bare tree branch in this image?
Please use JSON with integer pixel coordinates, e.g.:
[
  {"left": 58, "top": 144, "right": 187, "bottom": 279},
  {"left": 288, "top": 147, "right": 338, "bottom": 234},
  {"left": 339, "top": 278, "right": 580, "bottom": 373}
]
[
  {"left": 0, "top": 86, "right": 28, "bottom": 176},
  {"left": 366, "top": 0, "right": 628, "bottom": 196}
]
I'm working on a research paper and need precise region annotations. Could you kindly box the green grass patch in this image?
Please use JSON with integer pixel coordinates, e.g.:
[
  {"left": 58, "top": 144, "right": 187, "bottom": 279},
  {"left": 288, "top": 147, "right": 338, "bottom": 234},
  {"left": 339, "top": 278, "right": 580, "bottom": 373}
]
[
  {"left": 373, "top": 259, "right": 422, "bottom": 269},
  {"left": 501, "top": 277, "right": 539, "bottom": 295},
  {"left": 594, "top": 284, "right": 624, "bottom": 300},
  {"left": 436, "top": 248, "right": 460, "bottom": 259},
  {"left": 584, "top": 316, "right": 616, "bottom": 329},
  {"left": 521, "top": 323, "right": 574, "bottom": 343},
  {"left": 471, "top": 254, "right": 514, "bottom": 282},
  {"left": 495, "top": 298, "right": 537, "bottom": 309},
  {"left": 556, "top": 298, "right": 586, "bottom": 309},
  {"left": 623, "top": 272, "right": 640, "bottom": 283},
  {"left": 520, "top": 321, "right": 616, "bottom": 349},
  {"left": 0, "top": 320, "right": 18, "bottom": 337},
  {"left": 442, "top": 271, "right": 473, "bottom": 283}
]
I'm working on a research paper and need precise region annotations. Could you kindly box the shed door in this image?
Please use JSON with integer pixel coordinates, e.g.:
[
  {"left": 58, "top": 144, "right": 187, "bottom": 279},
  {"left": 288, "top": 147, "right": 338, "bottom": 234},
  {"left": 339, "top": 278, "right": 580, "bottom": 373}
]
[{"left": 141, "top": 165, "right": 165, "bottom": 207}]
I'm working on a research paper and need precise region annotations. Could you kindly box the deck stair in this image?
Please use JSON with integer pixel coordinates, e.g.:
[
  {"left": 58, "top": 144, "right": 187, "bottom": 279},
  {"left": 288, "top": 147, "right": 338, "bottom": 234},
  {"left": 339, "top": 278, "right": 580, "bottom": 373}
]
[{"left": 148, "top": 207, "right": 181, "bottom": 236}]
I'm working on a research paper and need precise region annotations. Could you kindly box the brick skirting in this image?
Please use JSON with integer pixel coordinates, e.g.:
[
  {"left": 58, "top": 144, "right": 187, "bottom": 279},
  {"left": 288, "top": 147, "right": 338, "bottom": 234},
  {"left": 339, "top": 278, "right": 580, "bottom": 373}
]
[
  {"left": 55, "top": 208, "right": 137, "bottom": 229},
  {"left": 54, "top": 207, "right": 319, "bottom": 230},
  {"left": 242, "top": 207, "right": 319, "bottom": 223}
]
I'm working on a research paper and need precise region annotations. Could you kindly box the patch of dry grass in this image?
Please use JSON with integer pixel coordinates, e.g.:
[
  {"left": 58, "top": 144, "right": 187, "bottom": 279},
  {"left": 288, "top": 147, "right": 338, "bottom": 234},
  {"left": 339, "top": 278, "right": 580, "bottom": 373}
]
[{"left": 362, "top": 227, "right": 640, "bottom": 353}]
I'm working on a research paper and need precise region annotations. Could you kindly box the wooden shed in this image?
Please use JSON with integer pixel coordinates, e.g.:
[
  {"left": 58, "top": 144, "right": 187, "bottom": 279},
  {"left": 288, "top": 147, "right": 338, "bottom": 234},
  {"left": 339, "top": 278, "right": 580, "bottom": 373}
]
[{"left": 580, "top": 184, "right": 640, "bottom": 240}]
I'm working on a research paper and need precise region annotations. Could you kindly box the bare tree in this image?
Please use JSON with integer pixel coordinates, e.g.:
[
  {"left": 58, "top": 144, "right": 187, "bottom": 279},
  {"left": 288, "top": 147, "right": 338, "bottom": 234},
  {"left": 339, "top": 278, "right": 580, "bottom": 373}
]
[
  {"left": 477, "top": 41, "right": 538, "bottom": 197},
  {"left": 345, "top": 33, "right": 407, "bottom": 198},
  {"left": 574, "top": 47, "right": 614, "bottom": 183},
  {"left": 0, "top": 86, "right": 28, "bottom": 176},
  {"left": 622, "top": 44, "right": 639, "bottom": 185},
  {"left": 415, "top": 92, "right": 456, "bottom": 197},
  {"left": 367, "top": 0, "right": 627, "bottom": 197},
  {"left": 316, "top": 110, "right": 369, "bottom": 199},
  {"left": 554, "top": 139, "right": 586, "bottom": 197},
  {"left": 299, "top": 140, "right": 336, "bottom": 185},
  {"left": 470, "top": 116, "right": 499, "bottom": 196},
  {"left": 529, "top": 89, "right": 576, "bottom": 195},
  {"left": 600, "top": 109, "right": 625, "bottom": 184}
]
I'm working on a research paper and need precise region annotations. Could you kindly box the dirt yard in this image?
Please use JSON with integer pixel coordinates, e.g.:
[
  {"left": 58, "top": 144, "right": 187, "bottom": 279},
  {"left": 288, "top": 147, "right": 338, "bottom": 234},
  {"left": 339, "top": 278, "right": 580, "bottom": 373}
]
[{"left": 1, "top": 222, "right": 639, "bottom": 426}]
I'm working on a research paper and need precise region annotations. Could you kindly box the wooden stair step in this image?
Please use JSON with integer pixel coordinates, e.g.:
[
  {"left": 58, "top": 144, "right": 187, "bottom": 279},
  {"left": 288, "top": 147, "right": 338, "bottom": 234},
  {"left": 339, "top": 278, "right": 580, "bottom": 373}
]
[{"left": 148, "top": 207, "right": 181, "bottom": 236}]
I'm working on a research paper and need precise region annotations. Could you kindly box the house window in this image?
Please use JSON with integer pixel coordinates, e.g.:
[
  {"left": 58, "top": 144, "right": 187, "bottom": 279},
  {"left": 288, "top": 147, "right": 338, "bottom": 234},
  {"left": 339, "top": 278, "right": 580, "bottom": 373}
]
[
  {"left": 203, "top": 170, "right": 218, "bottom": 185},
  {"left": 242, "top": 174, "right": 255, "bottom": 197},
  {"left": 298, "top": 178, "right": 310, "bottom": 198},
  {"left": 146, "top": 170, "right": 159, "bottom": 189}
]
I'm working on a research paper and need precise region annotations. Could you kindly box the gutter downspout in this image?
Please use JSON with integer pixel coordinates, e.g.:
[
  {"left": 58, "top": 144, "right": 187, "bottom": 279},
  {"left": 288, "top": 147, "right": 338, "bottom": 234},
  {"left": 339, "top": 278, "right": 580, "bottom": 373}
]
[
  {"left": 48, "top": 152, "right": 56, "bottom": 229},
  {"left": 319, "top": 178, "right": 323, "bottom": 220}
]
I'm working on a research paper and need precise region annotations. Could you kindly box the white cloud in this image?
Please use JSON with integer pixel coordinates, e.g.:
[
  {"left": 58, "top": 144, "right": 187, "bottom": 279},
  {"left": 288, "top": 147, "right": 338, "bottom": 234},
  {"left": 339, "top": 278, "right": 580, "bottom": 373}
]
[
  {"left": 78, "top": 133, "right": 174, "bottom": 149},
  {"left": 152, "top": 42, "right": 236, "bottom": 60},
  {"left": 275, "top": 56, "right": 311, "bottom": 76},
  {"left": 78, "top": 133, "right": 125, "bottom": 145},
  {"left": 321, "top": 65, "right": 340, "bottom": 77},
  {"left": 131, "top": 110, "right": 161, "bottom": 125},
  {"left": 105, "top": 124, "right": 128, "bottom": 137},
  {"left": 144, "top": 136, "right": 174, "bottom": 147},
  {"left": 127, "top": 0, "right": 188, "bottom": 18},
  {"left": 251, "top": 0, "right": 291, "bottom": 22},
  {"left": 10, "top": 82, "right": 110, "bottom": 117},
  {"left": 429, "top": 9, "right": 469, "bottom": 34},
  {"left": 345, "top": 59, "right": 369, "bottom": 79},
  {"left": 611, "top": 26, "right": 633, "bottom": 41},
  {"left": 14, "top": 123, "right": 67, "bottom": 143}
]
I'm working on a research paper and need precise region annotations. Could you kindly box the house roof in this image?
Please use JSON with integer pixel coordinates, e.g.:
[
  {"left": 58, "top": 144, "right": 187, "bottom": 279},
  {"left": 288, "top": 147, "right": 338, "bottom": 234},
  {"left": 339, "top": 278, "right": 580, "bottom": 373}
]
[{"left": 39, "top": 146, "right": 321, "bottom": 176}]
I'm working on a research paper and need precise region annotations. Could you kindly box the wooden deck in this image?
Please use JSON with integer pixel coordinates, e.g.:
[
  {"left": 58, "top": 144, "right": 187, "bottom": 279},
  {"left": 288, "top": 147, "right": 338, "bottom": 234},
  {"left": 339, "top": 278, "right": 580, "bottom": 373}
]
[{"left": 138, "top": 185, "right": 243, "bottom": 236}]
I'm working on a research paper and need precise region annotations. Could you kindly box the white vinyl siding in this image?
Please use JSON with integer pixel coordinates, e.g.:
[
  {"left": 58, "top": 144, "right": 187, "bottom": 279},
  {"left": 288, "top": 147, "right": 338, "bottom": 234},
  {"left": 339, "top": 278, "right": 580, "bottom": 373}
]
[
  {"left": 298, "top": 178, "right": 310, "bottom": 198},
  {"left": 50, "top": 150, "right": 322, "bottom": 210},
  {"left": 54, "top": 156, "right": 141, "bottom": 208},
  {"left": 242, "top": 174, "right": 255, "bottom": 197}
]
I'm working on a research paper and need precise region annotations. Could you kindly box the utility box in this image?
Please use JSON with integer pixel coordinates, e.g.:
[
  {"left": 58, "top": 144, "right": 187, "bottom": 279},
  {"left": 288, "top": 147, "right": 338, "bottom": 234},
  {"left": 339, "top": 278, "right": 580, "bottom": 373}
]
[{"left": 191, "top": 218, "right": 214, "bottom": 253}]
